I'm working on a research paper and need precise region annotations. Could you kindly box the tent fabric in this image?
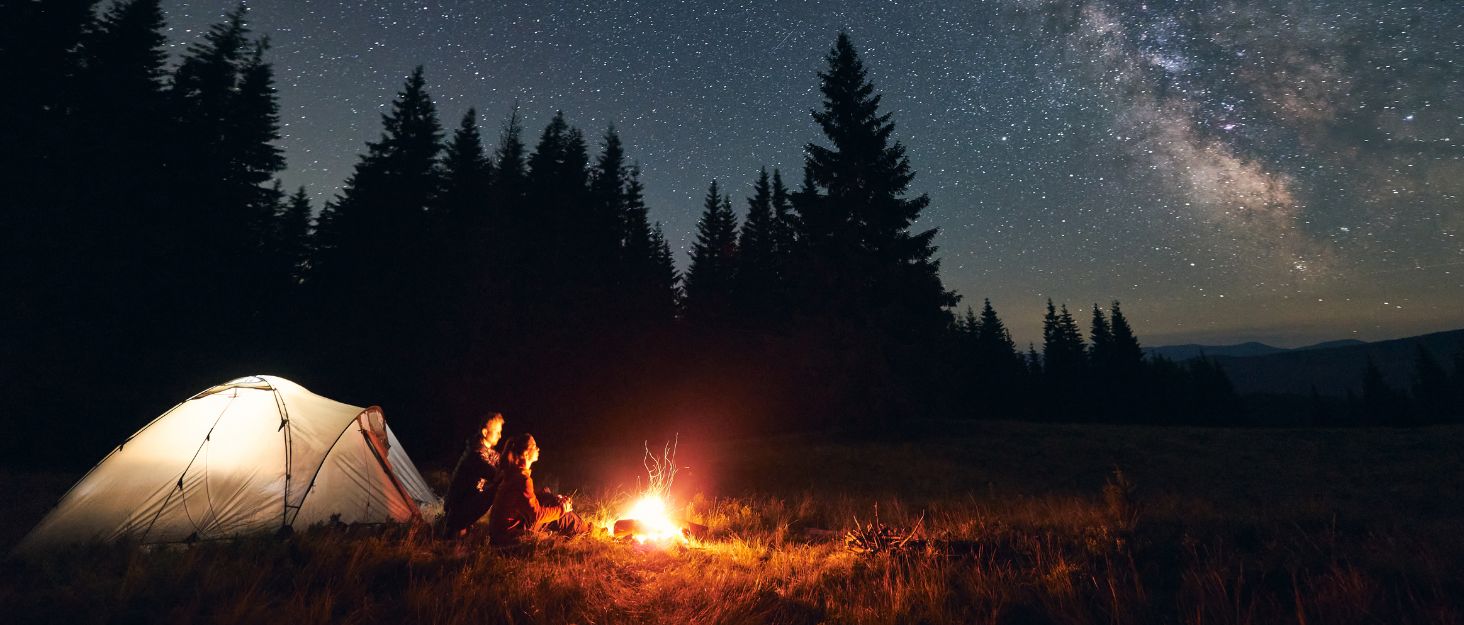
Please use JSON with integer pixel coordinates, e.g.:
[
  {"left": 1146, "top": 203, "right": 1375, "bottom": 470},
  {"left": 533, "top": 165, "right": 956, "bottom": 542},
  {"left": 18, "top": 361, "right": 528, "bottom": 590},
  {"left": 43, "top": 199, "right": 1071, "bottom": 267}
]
[{"left": 15, "top": 376, "right": 440, "bottom": 554}]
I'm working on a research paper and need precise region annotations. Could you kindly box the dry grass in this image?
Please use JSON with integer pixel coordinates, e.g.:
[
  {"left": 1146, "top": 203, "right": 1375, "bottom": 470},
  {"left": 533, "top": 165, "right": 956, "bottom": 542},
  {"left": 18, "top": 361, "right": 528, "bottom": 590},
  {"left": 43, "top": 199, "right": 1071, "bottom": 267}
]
[{"left": 3, "top": 421, "right": 1462, "bottom": 624}]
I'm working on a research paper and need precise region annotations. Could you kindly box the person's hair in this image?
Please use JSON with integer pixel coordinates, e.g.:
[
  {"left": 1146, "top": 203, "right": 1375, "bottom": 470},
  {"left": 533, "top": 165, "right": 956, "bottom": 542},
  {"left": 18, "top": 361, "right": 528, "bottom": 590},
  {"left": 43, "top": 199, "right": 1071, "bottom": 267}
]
[{"left": 501, "top": 434, "right": 537, "bottom": 469}]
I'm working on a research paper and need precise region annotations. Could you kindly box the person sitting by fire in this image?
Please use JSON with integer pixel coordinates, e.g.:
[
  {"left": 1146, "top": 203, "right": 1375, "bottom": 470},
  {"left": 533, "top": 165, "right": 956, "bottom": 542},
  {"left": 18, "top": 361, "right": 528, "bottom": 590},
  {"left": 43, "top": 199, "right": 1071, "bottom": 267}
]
[
  {"left": 441, "top": 412, "right": 506, "bottom": 538},
  {"left": 488, "top": 433, "right": 591, "bottom": 545}
]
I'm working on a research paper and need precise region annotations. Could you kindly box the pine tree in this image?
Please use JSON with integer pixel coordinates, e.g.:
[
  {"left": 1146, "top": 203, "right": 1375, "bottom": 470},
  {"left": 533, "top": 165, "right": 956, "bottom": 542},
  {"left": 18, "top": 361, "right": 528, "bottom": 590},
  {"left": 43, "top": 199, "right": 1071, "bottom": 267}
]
[
  {"left": 770, "top": 168, "right": 795, "bottom": 258},
  {"left": 432, "top": 107, "right": 493, "bottom": 349},
  {"left": 69, "top": 0, "right": 170, "bottom": 294},
  {"left": 684, "top": 180, "right": 739, "bottom": 323},
  {"left": 523, "top": 112, "right": 600, "bottom": 333},
  {"left": 1026, "top": 343, "right": 1043, "bottom": 378},
  {"left": 231, "top": 39, "right": 286, "bottom": 203},
  {"left": 1042, "top": 300, "right": 1087, "bottom": 377},
  {"left": 799, "top": 32, "right": 956, "bottom": 333},
  {"left": 971, "top": 299, "right": 1022, "bottom": 417},
  {"left": 621, "top": 165, "right": 653, "bottom": 262},
  {"left": 229, "top": 38, "right": 288, "bottom": 314},
  {"left": 1108, "top": 301, "right": 1144, "bottom": 373},
  {"left": 587, "top": 125, "right": 629, "bottom": 316},
  {"left": 1041, "top": 300, "right": 1088, "bottom": 418},
  {"left": 310, "top": 66, "right": 443, "bottom": 376},
  {"left": 736, "top": 167, "right": 779, "bottom": 316},
  {"left": 1089, "top": 304, "right": 1113, "bottom": 368},
  {"left": 163, "top": 6, "right": 284, "bottom": 348},
  {"left": 439, "top": 107, "right": 492, "bottom": 224},
  {"left": 974, "top": 299, "right": 1018, "bottom": 366},
  {"left": 959, "top": 306, "right": 980, "bottom": 340},
  {"left": 315, "top": 66, "right": 442, "bottom": 268},
  {"left": 621, "top": 165, "right": 670, "bottom": 326},
  {"left": 591, "top": 125, "right": 628, "bottom": 249},
  {"left": 491, "top": 105, "right": 528, "bottom": 222},
  {"left": 648, "top": 222, "right": 682, "bottom": 320},
  {"left": 277, "top": 186, "right": 314, "bottom": 283},
  {"left": 485, "top": 106, "right": 528, "bottom": 289}
]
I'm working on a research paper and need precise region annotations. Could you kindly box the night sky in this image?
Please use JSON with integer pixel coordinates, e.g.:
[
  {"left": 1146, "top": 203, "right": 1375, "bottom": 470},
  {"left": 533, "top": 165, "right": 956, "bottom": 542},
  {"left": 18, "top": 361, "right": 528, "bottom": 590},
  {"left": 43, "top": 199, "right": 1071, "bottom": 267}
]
[{"left": 159, "top": 0, "right": 1463, "bottom": 347}]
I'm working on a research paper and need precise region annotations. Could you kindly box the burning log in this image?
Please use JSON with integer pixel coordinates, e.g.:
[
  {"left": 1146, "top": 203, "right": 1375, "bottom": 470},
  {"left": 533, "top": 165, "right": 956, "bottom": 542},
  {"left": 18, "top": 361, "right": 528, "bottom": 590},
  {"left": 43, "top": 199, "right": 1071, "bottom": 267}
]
[
  {"left": 612, "top": 519, "right": 645, "bottom": 540},
  {"left": 612, "top": 518, "right": 707, "bottom": 542}
]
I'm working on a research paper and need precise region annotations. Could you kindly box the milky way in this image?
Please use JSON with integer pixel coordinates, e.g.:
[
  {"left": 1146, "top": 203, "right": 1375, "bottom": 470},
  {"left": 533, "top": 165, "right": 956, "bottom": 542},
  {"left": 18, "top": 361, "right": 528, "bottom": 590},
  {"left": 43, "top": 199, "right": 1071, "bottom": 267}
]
[{"left": 159, "top": 0, "right": 1463, "bottom": 346}]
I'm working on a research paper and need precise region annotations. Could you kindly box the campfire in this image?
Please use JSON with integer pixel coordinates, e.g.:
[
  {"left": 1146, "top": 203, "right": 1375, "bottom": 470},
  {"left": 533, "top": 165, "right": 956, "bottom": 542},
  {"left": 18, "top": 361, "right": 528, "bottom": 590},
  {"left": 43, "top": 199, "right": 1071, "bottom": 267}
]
[{"left": 606, "top": 438, "right": 703, "bottom": 545}]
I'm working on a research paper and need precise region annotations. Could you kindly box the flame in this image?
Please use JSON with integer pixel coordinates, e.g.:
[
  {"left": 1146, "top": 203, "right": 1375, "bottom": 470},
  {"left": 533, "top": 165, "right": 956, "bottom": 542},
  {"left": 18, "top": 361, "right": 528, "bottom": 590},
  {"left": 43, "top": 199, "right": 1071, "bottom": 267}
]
[
  {"left": 604, "top": 437, "right": 689, "bottom": 545},
  {"left": 622, "top": 494, "right": 686, "bottom": 544}
]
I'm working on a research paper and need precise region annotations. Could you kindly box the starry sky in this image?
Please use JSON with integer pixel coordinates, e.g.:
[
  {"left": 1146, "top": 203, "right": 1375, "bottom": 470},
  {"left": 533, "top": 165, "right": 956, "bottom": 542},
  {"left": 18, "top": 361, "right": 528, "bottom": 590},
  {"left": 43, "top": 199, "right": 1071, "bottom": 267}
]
[{"left": 159, "top": 0, "right": 1463, "bottom": 347}]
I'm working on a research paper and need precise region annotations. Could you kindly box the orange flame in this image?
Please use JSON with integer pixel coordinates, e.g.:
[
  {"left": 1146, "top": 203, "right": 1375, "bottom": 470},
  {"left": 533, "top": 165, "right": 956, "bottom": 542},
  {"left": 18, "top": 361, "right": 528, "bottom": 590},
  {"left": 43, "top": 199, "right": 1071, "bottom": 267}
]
[{"left": 605, "top": 437, "right": 688, "bottom": 545}]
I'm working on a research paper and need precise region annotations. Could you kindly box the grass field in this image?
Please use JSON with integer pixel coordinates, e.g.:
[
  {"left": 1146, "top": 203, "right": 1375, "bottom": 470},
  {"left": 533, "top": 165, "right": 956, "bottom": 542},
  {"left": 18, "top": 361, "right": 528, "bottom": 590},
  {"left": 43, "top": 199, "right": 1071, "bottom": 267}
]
[{"left": 3, "top": 421, "right": 1462, "bottom": 624}]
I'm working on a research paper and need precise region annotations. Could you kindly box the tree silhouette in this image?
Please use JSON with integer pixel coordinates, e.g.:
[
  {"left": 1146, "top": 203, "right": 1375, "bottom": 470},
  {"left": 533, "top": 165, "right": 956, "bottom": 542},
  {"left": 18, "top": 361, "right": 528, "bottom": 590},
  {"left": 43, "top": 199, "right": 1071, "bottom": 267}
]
[
  {"left": 685, "top": 180, "right": 739, "bottom": 324},
  {"left": 797, "top": 32, "right": 956, "bottom": 333},
  {"left": 310, "top": 66, "right": 443, "bottom": 394},
  {"left": 735, "top": 167, "right": 780, "bottom": 320}
]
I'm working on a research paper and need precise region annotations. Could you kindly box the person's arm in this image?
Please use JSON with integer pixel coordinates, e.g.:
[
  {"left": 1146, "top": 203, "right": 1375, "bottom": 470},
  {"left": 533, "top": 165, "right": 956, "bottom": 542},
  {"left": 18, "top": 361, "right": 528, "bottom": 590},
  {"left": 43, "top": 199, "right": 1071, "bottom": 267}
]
[{"left": 522, "top": 475, "right": 563, "bottom": 526}]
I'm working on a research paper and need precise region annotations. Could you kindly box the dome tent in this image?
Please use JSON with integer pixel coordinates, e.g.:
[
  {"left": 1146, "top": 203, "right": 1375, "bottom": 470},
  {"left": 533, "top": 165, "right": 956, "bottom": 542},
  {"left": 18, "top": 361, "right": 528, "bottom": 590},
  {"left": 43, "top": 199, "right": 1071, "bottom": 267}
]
[{"left": 15, "top": 375, "right": 439, "bottom": 554}]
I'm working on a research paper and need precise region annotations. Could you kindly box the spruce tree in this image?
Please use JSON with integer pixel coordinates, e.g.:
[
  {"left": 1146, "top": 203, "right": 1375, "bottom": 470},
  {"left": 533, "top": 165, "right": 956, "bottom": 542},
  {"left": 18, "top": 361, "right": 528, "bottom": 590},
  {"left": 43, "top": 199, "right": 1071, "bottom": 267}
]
[
  {"left": 770, "top": 168, "right": 795, "bottom": 258},
  {"left": 685, "top": 180, "right": 739, "bottom": 323},
  {"left": 621, "top": 165, "right": 669, "bottom": 326},
  {"left": 1041, "top": 300, "right": 1087, "bottom": 418},
  {"left": 439, "top": 107, "right": 492, "bottom": 224},
  {"left": 491, "top": 106, "right": 528, "bottom": 226},
  {"left": 433, "top": 107, "right": 493, "bottom": 350},
  {"left": 277, "top": 186, "right": 314, "bottom": 283},
  {"left": 591, "top": 125, "right": 628, "bottom": 249},
  {"left": 974, "top": 299, "right": 1018, "bottom": 366},
  {"left": 1089, "top": 304, "right": 1113, "bottom": 368},
  {"left": 1042, "top": 300, "right": 1087, "bottom": 377},
  {"left": 736, "top": 167, "right": 778, "bottom": 316},
  {"left": 587, "top": 125, "right": 630, "bottom": 317},
  {"left": 169, "top": 7, "right": 287, "bottom": 343},
  {"left": 310, "top": 66, "right": 443, "bottom": 381},
  {"left": 70, "top": 0, "right": 170, "bottom": 297},
  {"left": 621, "top": 165, "right": 653, "bottom": 262},
  {"left": 486, "top": 106, "right": 528, "bottom": 294},
  {"left": 648, "top": 222, "right": 682, "bottom": 321},
  {"left": 800, "top": 32, "right": 956, "bottom": 333},
  {"left": 1108, "top": 301, "right": 1144, "bottom": 372}
]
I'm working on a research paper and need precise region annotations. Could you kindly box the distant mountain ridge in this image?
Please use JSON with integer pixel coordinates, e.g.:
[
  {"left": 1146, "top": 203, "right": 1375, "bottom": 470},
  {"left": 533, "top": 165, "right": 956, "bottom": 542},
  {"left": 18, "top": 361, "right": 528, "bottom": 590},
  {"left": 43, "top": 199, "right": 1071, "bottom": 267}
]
[
  {"left": 1148, "top": 330, "right": 1464, "bottom": 397},
  {"left": 1146, "top": 339, "right": 1367, "bottom": 361}
]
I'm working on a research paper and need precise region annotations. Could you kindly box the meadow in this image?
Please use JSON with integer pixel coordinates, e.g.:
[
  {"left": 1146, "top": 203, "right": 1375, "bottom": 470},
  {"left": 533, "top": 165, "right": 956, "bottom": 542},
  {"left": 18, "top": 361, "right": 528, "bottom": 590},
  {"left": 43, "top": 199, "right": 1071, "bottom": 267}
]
[{"left": 3, "top": 421, "right": 1462, "bottom": 624}]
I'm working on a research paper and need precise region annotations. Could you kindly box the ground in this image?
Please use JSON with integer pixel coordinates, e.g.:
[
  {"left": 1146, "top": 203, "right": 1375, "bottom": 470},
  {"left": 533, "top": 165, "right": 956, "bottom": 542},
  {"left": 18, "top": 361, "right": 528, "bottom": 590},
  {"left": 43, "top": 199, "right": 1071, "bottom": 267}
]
[{"left": 2, "top": 421, "right": 1461, "bottom": 624}]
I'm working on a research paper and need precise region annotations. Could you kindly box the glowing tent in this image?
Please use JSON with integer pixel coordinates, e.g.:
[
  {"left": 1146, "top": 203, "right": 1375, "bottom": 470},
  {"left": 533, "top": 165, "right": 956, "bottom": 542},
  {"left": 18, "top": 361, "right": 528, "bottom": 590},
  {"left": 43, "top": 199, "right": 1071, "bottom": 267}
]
[{"left": 15, "top": 375, "right": 439, "bottom": 554}]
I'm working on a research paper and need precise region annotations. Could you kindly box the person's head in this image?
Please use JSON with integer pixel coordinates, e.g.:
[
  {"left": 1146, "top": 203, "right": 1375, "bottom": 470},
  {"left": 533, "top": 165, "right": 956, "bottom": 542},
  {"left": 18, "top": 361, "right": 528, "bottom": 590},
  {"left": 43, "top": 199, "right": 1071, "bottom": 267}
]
[
  {"left": 480, "top": 412, "right": 505, "bottom": 449},
  {"left": 502, "top": 434, "right": 540, "bottom": 470}
]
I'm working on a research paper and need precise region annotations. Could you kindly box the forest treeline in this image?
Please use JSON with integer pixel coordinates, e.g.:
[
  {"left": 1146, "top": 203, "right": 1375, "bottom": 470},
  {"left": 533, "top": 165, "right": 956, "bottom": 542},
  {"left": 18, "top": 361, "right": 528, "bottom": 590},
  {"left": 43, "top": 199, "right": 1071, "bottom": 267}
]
[{"left": 3, "top": 2, "right": 1459, "bottom": 468}]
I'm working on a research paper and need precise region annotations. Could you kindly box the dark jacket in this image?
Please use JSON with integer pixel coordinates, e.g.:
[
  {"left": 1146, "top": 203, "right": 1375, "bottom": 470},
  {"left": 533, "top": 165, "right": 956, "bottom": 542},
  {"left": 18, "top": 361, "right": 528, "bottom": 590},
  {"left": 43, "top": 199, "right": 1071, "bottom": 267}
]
[
  {"left": 442, "top": 441, "right": 500, "bottom": 531},
  {"left": 487, "top": 465, "right": 562, "bottom": 544}
]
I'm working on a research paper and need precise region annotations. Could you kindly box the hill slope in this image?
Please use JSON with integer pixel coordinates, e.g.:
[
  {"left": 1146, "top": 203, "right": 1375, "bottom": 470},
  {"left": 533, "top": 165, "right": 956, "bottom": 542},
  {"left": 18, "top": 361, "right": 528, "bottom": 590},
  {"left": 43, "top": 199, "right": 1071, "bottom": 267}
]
[{"left": 1205, "top": 329, "right": 1464, "bottom": 396}]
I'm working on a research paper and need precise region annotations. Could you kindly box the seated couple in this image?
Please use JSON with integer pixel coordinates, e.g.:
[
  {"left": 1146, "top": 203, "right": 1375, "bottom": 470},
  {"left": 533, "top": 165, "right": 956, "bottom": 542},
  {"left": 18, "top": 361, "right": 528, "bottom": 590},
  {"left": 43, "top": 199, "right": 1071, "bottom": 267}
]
[{"left": 441, "top": 413, "right": 591, "bottom": 544}]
